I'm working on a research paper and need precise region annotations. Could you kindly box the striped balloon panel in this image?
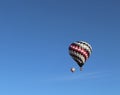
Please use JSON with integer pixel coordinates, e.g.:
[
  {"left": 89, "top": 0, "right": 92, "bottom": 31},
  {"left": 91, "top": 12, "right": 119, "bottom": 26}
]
[{"left": 69, "top": 41, "right": 92, "bottom": 66}]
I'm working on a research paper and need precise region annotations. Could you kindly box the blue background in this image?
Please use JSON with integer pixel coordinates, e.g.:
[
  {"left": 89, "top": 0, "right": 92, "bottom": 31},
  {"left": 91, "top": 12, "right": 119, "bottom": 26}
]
[{"left": 0, "top": 0, "right": 120, "bottom": 95}]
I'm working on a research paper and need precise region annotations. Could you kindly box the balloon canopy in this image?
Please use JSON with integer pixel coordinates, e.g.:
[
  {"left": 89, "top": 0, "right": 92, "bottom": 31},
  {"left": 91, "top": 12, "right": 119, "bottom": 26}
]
[{"left": 69, "top": 41, "right": 92, "bottom": 70}]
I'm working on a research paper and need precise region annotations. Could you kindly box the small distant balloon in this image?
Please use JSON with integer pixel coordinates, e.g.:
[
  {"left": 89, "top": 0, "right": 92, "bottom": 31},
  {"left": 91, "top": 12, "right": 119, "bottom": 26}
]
[
  {"left": 69, "top": 41, "right": 92, "bottom": 71},
  {"left": 71, "top": 67, "right": 76, "bottom": 72}
]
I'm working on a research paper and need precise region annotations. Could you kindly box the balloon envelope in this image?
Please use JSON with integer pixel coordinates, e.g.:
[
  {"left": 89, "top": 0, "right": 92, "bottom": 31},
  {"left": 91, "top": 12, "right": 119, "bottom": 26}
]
[{"left": 69, "top": 41, "right": 92, "bottom": 68}]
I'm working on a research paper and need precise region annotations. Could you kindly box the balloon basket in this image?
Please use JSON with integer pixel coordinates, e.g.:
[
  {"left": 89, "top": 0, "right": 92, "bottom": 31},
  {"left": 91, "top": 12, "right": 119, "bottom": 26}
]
[{"left": 80, "top": 67, "right": 82, "bottom": 71}]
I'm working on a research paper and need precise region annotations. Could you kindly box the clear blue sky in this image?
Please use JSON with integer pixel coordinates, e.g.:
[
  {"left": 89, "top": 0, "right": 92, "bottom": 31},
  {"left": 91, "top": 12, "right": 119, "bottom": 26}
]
[{"left": 0, "top": 0, "right": 120, "bottom": 95}]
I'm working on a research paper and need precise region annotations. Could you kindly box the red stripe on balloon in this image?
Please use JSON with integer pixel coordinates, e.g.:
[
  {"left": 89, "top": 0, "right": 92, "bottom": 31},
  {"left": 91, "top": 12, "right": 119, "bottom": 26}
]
[{"left": 69, "top": 45, "right": 89, "bottom": 60}]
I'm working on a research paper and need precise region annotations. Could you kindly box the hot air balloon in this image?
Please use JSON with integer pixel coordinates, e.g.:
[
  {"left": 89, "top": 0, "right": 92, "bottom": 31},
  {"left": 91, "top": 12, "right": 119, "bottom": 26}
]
[
  {"left": 71, "top": 67, "right": 76, "bottom": 72},
  {"left": 69, "top": 41, "right": 92, "bottom": 72}
]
